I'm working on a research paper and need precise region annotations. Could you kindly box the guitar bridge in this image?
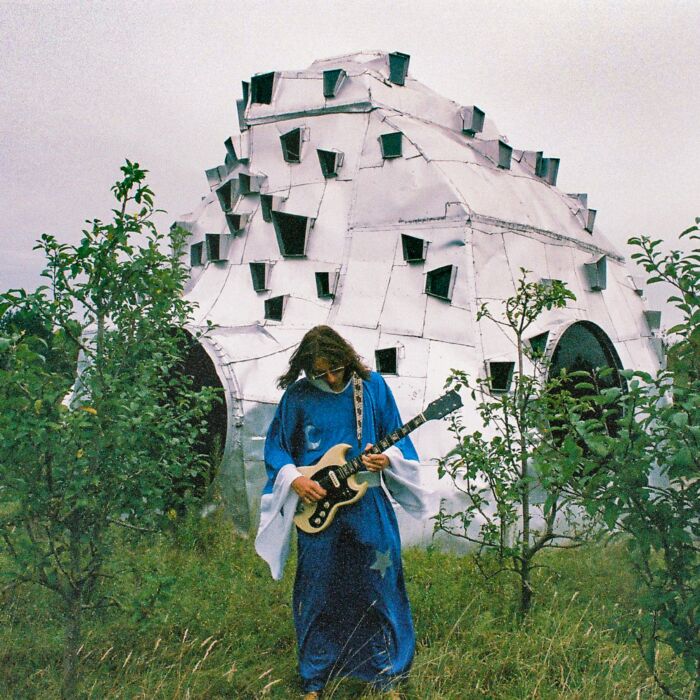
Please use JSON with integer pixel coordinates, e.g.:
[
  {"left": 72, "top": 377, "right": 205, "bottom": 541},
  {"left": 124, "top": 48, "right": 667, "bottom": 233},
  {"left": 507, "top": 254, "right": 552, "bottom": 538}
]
[{"left": 328, "top": 470, "right": 340, "bottom": 488}]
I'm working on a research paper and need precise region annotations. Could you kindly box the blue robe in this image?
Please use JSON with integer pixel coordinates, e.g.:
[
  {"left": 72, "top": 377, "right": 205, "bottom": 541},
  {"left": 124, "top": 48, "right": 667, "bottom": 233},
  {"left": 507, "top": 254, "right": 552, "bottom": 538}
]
[{"left": 263, "top": 371, "right": 419, "bottom": 692}]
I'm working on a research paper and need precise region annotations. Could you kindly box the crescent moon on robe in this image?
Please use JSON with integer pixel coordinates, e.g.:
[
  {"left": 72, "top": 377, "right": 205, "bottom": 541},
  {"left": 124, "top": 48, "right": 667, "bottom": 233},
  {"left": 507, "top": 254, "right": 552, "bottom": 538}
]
[{"left": 304, "top": 424, "right": 321, "bottom": 451}]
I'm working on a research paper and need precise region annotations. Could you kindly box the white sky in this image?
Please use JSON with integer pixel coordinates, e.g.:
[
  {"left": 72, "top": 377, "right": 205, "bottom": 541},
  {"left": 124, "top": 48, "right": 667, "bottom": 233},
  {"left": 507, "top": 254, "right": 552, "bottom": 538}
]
[{"left": 1, "top": 0, "right": 698, "bottom": 322}]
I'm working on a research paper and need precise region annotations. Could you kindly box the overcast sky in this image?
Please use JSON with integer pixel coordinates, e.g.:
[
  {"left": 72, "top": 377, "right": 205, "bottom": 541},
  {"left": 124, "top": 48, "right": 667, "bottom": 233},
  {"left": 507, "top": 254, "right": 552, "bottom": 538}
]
[{"left": 1, "top": 0, "right": 698, "bottom": 323}]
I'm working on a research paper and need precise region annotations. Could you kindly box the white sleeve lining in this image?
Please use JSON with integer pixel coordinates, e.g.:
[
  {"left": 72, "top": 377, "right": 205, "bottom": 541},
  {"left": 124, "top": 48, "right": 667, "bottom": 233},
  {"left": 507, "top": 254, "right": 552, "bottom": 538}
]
[{"left": 254, "top": 464, "right": 301, "bottom": 580}]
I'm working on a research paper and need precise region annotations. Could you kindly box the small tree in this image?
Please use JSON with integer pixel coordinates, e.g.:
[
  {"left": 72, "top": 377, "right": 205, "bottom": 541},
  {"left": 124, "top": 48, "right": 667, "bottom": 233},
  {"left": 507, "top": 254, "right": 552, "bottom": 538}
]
[
  {"left": 0, "top": 305, "right": 81, "bottom": 379},
  {"left": 556, "top": 225, "right": 699, "bottom": 700},
  {"left": 0, "top": 162, "right": 217, "bottom": 698},
  {"left": 434, "top": 272, "right": 590, "bottom": 618}
]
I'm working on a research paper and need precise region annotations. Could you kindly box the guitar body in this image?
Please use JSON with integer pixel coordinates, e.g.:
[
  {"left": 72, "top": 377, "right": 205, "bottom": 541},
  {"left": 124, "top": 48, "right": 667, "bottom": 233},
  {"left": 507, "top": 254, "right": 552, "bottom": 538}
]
[{"left": 293, "top": 443, "right": 369, "bottom": 534}]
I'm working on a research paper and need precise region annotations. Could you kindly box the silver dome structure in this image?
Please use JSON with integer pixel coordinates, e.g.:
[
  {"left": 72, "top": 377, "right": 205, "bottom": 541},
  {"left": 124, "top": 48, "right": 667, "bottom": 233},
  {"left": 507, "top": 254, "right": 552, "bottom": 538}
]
[{"left": 175, "top": 51, "right": 663, "bottom": 541}]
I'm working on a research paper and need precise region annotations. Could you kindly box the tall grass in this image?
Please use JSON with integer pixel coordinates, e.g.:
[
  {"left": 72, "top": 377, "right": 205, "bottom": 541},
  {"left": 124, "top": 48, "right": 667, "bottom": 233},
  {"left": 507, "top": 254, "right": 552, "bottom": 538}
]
[{"left": 0, "top": 513, "right": 690, "bottom": 699}]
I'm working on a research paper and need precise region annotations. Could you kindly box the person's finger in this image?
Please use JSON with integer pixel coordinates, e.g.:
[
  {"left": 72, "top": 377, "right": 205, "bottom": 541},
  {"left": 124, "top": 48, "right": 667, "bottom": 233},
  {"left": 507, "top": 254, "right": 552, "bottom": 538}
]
[{"left": 310, "top": 482, "right": 326, "bottom": 497}]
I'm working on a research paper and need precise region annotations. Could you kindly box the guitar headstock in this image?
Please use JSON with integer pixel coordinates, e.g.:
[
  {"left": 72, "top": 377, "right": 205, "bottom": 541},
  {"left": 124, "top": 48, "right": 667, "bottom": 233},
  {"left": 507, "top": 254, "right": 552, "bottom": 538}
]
[{"left": 423, "top": 390, "right": 463, "bottom": 422}]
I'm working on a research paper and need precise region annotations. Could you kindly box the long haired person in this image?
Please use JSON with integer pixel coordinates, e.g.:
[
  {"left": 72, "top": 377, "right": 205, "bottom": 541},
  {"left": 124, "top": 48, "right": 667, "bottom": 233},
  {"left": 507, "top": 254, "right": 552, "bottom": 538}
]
[{"left": 255, "top": 326, "right": 430, "bottom": 698}]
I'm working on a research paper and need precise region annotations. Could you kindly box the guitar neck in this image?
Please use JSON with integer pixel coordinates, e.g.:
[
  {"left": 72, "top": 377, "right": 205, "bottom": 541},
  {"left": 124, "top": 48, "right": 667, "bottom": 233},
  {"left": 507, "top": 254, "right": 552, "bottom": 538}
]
[{"left": 336, "top": 413, "right": 427, "bottom": 480}]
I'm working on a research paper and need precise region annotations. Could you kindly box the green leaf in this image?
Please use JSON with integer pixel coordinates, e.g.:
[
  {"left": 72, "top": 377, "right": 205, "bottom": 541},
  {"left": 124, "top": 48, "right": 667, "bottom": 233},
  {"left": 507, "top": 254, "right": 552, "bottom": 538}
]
[
  {"left": 642, "top": 636, "right": 657, "bottom": 671},
  {"left": 670, "top": 412, "right": 688, "bottom": 429},
  {"left": 671, "top": 447, "right": 693, "bottom": 470},
  {"left": 585, "top": 436, "right": 610, "bottom": 459},
  {"left": 603, "top": 501, "right": 619, "bottom": 530}
]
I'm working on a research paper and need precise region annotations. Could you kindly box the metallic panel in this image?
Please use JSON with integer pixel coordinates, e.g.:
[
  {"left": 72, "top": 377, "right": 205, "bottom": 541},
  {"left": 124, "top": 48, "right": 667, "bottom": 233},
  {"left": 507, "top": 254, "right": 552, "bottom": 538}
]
[
  {"left": 352, "top": 156, "right": 458, "bottom": 228},
  {"left": 380, "top": 264, "right": 428, "bottom": 337},
  {"left": 334, "top": 259, "right": 392, "bottom": 329},
  {"left": 423, "top": 295, "right": 475, "bottom": 345}
]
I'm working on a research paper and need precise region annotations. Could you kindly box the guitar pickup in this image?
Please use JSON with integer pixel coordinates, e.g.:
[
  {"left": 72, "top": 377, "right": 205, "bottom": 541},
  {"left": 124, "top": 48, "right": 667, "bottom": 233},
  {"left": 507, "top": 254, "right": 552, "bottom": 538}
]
[{"left": 328, "top": 471, "right": 340, "bottom": 488}]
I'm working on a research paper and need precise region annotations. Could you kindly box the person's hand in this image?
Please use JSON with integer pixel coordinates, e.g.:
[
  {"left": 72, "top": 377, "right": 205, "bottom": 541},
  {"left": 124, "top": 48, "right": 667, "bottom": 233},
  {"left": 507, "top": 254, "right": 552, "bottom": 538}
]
[
  {"left": 361, "top": 443, "right": 390, "bottom": 472},
  {"left": 291, "top": 475, "right": 327, "bottom": 504}
]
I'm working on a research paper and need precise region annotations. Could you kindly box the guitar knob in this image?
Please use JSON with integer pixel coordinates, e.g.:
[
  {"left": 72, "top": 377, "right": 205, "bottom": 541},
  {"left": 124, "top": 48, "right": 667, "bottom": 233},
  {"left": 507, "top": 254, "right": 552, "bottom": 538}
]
[
  {"left": 319, "top": 511, "right": 326, "bottom": 518},
  {"left": 323, "top": 501, "right": 330, "bottom": 508},
  {"left": 313, "top": 518, "right": 321, "bottom": 525}
]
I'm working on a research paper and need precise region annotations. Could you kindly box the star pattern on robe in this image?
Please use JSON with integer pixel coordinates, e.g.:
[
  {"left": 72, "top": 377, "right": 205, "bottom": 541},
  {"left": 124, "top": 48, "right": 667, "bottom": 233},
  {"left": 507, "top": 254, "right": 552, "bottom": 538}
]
[{"left": 370, "top": 549, "right": 393, "bottom": 579}]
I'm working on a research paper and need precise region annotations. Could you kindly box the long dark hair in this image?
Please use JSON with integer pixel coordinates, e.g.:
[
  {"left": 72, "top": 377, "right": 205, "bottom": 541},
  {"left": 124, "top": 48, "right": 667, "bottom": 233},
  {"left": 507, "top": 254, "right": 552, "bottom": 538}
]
[{"left": 277, "top": 325, "right": 370, "bottom": 389}]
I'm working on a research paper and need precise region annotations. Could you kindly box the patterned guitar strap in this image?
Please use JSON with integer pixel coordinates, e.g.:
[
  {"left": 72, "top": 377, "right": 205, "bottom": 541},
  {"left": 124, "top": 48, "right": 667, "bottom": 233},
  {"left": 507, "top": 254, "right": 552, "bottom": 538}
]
[{"left": 352, "top": 372, "right": 363, "bottom": 451}]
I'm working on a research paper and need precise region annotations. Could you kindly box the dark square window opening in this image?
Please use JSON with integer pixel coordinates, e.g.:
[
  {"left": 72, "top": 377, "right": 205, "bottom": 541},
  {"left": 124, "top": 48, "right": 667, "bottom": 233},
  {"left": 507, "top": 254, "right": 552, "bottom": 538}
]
[
  {"left": 537, "top": 157, "right": 560, "bottom": 185},
  {"left": 264, "top": 296, "right": 284, "bottom": 321},
  {"left": 280, "top": 128, "right": 302, "bottom": 163},
  {"left": 585, "top": 209, "right": 597, "bottom": 234},
  {"left": 239, "top": 174, "right": 251, "bottom": 195},
  {"left": 225, "top": 213, "right": 247, "bottom": 235},
  {"left": 425, "top": 265, "right": 455, "bottom": 301},
  {"left": 260, "top": 194, "right": 273, "bottom": 222},
  {"left": 528, "top": 331, "right": 550, "bottom": 358},
  {"left": 250, "top": 72, "right": 275, "bottom": 104},
  {"left": 380, "top": 132, "right": 403, "bottom": 159},
  {"left": 249, "top": 262, "right": 268, "bottom": 292},
  {"left": 190, "top": 242, "right": 203, "bottom": 267},
  {"left": 272, "top": 211, "right": 309, "bottom": 257},
  {"left": 206, "top": 234, "right": 222, "bottom": 262},
  {"left": 401, "top": 234, "right": 427, "bottom": 263},
  {"left": 534, "top": 152, "right": 545, "bottom": 177},
  {"left": 489, "top": 362, "right": 515, "bottom": 393},
  {"left": 644, "top": 310, "right": 661, "bottom": 332},
  {"left": 388, "top": 52, "right": 410, "bottom": 86},
  {"left": 315, "top": 271, "right": 334, "bottom": 298},
  {"left": 498, "top": 141, "right": 513, "bottom": 169},
  {"left": 584, "top": 256, "right": 607, "bottom": 291},
  {"left": 317, "top": 149, "right": 343, "bottom": 178},
  {"left": 224, "top": 137, "right": 236, "bottom": 160},
  {"left": 216, "top": 180, "right": 234, "bottom": 212},
  {"left": 462, "top": 106, "right": 485, "bottom": 135},
  {"left": 323, "top": 68, "right": 346, "bottom": 98},
  {"left": 375, "top": 348, "right": 398, "bottom": 374},
  {"left": 548, "top": 158, "right": 560, "bottom": 185}
]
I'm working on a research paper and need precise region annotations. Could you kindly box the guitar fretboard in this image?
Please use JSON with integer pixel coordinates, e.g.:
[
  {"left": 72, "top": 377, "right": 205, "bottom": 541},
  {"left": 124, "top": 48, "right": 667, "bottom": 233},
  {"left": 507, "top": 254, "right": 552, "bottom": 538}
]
[{"left": 335, "top": 413, "right": 426, "bottom": 480}]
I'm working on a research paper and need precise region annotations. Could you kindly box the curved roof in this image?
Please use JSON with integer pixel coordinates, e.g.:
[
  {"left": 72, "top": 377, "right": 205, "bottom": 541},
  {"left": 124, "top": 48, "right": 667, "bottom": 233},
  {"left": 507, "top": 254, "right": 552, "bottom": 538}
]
[
  {"left": 177, "top": 51, "right": 657, "bottom": 383},
  {"left": 180, "top": 50, "right": 621, "bottom": 262}
]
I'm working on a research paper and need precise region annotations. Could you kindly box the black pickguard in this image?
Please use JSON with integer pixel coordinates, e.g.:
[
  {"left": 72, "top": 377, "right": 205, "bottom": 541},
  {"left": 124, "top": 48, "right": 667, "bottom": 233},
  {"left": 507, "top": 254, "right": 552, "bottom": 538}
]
[{"left": 299, "top": 465, "right": 361, "bottom": 530}]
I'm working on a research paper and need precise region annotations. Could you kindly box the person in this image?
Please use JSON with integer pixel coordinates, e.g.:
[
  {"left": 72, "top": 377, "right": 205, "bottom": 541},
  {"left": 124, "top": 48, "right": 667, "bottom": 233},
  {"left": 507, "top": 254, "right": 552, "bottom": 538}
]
[{"left": 255, "top": 326, "right": 431, "bottom": 699}]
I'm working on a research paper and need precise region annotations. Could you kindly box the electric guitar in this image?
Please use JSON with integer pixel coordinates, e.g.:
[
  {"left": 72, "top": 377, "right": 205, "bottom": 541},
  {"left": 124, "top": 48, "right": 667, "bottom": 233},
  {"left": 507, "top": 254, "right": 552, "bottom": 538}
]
[{"left": 293, "top": 390, "right": 463, "bottom": 534}]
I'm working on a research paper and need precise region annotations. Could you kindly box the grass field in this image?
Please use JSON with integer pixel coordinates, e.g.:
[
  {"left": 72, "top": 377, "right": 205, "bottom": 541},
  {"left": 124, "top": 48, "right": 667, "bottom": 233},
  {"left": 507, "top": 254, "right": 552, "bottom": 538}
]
[{"left": 0, "top": 513, "right": 690, "bottom": 699}]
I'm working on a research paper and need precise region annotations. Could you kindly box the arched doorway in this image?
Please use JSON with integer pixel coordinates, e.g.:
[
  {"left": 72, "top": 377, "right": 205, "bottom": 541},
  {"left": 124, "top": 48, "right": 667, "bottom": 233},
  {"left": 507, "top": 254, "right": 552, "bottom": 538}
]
[
  {"left": 169, "top": 330, "right": 228, "bottom": 505},
  {"left": 549, "top": 321, "right": 625, "bottom": 436},
  {"left": 550, "top": 321, "right": 623, "bottom": 379}
]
